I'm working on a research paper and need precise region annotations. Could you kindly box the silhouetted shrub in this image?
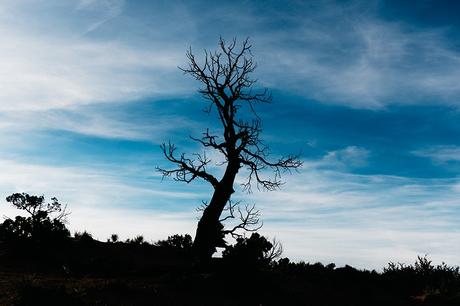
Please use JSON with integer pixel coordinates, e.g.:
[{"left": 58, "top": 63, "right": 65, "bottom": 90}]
[
  {"left": 156, "top": 234, "right": 193, "bottom": 253},
  {"left": 222, "top": 233, "right": 280, "bottom": 268},
  {"left": 383, "top": 255, "right": 460, "bottom": 297},
  {"left": 0, "top": 193, "right": 70, "bottom": 244},
  {"left": 126, "top": 235, "right": 149, "bottom": 245},
  {"left": 74, "top": 231, "right": 94, "bottom": 243},
  {"left": 108, "top": 233, "right": 119, "bottom": 243},
  {"left": 272, "top": 258, "right": 338, "bottom": 281}
]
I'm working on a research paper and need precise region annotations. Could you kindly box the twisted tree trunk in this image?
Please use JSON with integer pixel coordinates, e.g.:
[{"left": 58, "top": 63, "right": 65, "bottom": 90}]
[{"left": 193, "top": 160, "right": 240, "bottom": 261}]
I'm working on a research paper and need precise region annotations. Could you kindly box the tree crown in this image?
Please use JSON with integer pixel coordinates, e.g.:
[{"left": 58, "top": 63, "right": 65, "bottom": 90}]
[{"left": 158, "top": 38, "right": 302, "bottom": 192}]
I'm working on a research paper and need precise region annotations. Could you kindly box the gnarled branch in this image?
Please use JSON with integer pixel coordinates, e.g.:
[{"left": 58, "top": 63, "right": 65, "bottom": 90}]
[
  {"left": 157, "top": 142, "right": 219, "bottom": 188},
  {"left": 220, "top": 201, "right": 263, "bottom": 238}
]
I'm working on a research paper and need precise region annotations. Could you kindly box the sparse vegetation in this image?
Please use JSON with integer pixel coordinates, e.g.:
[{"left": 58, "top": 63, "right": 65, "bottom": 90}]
[
  {"left": 74, "top": 231, "right": 94, "bottom": 243},
  {"left": 0, "top": 193, "right": 70, "bottom": 245},
  {"left": 125, "top": 235, "right": 148, "bottom": 245},
  {"left": 155, "top": 234, "right": 193, "bottom": 253},
  {"left": 108, "top": 234, "right": 119, "bottom": 243},
  {"left": 222, "top": 233, "right": 282, "bottom": 268},
  {"left": 1, "top": 193, "right": 460, "bottom": 305}
]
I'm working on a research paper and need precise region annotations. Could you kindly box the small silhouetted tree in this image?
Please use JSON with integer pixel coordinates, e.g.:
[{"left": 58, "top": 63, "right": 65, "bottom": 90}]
[
  {"left": 74, "top": 231, "right": 94, "bottom": 243},
  {"left": 158, "top": 38, "right": 302, "bottom": 261},
  {"left": 0, "top": 193, "right": 70, "bottom": 243},
  {"left": 223, "top": 233, "right": 283, "bottom": 268},
  {"left": 109, "top": 234, "right": 119, "bottom": 243},
  {"left": 156, "top": 234, "right": 193, "bottom": 253}
]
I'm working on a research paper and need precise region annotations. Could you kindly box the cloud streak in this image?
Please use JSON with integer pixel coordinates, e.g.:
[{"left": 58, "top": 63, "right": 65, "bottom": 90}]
[
  {"left": 1, "top": 149, "right": 460, "bottom": 269},
  {"left": 243, "top": 166, "right": 460, "bottom": 269},
  {"left": 412, "top": 145, "right": 460, "bottom": 163},
  {"left": 255, "top": 6, "right": 460, "bottom": 108}
]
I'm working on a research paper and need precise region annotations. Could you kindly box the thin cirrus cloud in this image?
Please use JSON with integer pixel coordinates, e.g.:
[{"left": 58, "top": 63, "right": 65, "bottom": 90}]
[
  {"left": 76, "top": 0, "right": 125, "bottom": 34},
  {"left": 320, "top": 146, "right": 370, "bottom": 169},
  {"left": 1, "top": 1, "right": 460, "bottom": 116},
  {"left": 0, "top": 1, "right": 190, "bottom": 113},
  {"left": 0, "top": 107, "right": 197, "bottom": 143},
  {"left": 256, "top": 15, "right": 460, "bottom": 108},
  {"left": 0, "top": 157, "right": 204, "bottom": 241},
  {"left": 229, "top": 163, "right": 460, "bottom": 269},
  {"left": 225, "top": 141, "right": 460, "bottom": 269},
  {"left": 0, "top": 33, "right": 185, "bottom": 112},
  {"left": 412, "top": 146, "right": 460, "bottom": 163},
  {"left": 1, "top": 153, "right": 459, "bottom": 269}
]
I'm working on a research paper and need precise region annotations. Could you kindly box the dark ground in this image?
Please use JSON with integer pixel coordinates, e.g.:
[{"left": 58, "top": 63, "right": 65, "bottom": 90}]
[{"left": 1, "top": 239, "right": 459, "bottom": 306}]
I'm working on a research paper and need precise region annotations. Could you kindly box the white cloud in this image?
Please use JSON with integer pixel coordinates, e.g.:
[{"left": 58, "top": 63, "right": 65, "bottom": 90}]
[
  {"left": 0, "top": 33, "right": 186, "bottom": 112},
  {"left": 254, "top": 4, "right": 460, "bottom": 108},
  {"left": 75, "top": 0, "right": 126, "bottom": 34},
  {"left": 412, "top": 145, "right": 460, "bottom": 163},
  {"left": 0, "top": 0, "right": 459, "bottom": 143},
  {"left": 0, "top": 1, "right": 195, "bottom": 114},
  {"left": 321, "top": 146, "right": 370, "bottom": 169},
  {"left": 0, "top": 107, "right": 197, "bottom": 142},
  {"left": 0, "top": 158, "right": 205, "bottom": 241},
  {"left": 260, "top": 226, "right": 460, "bottom": 270},
  {"left": 1, "top": 1, "right": 459, "bottom": 117},
  {"left": 236, "top": 166, "right": 460, "bottom": 269},
  {"left": 1, "top": 155, "right": 460, "bottom": 269},
  {"left": 0, "top": 1, "right": 201, "bottom": 141}
]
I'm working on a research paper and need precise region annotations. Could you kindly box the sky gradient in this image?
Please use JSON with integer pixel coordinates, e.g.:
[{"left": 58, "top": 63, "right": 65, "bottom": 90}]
[{"left": 1, "top": 0, "right": 460, "bottom": 269}]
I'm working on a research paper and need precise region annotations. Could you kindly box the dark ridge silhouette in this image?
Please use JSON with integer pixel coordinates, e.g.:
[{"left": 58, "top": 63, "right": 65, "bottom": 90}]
[{"left": 1, "top": 193, "right": 460, "bottom": 305}]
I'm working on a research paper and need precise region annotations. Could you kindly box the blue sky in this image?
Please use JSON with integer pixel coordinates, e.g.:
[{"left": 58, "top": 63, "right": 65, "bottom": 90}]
[{"left": 1, "top": 0, "right": 460, "bottom": 269}]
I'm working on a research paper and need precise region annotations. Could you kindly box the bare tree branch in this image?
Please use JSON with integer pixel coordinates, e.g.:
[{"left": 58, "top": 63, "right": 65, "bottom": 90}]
[
  {"left": 159, "top": 38, "right": 302, "bottom": 259},
  {"left": 169, "top": 37, "right": 302, "bottom": 192},
  {"left": 265, "top": 238, "right": 283, "bottom": 261},
  {"left": 157, "top": 142, "right": 219, "bottom": 188},
  {"left": 220, "top": 201, "right": 263, "bottom": 238}
]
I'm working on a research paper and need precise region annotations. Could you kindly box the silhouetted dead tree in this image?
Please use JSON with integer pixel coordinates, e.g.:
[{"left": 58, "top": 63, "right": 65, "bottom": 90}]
[{"left": 158, "top": 38, "right": 302, "bottom": 261}]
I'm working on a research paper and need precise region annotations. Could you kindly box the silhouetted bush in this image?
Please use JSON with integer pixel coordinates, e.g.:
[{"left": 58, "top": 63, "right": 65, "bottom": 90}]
[
  {"left": 383, "top": 255, "right": 460, "bottom": 298},
  {"left": 0, "top": 193, "right": 70, "bottom": 245},
  {"left": 108, "top": 233, "right": 119, "bottom": 243},
  {"left": 74, "top": 231, "right": 94, "bottom": 243},
  {"left": 156, "top": 234, "right": 193, "bottom": 253},
  {"left": 125, "top": 235, "right": 149, "bottom": 245},
  {"left": 222, "top": 233, "right": 280, "bottom": 269}
]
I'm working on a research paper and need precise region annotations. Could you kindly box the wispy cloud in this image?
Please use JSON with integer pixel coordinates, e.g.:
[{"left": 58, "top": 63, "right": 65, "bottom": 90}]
[
  {"left": 0, "top": 158, "right": 205, "bottom": 240},
  {"left": 1, "top": 151, "right": 459, "bottom": 269},
  {"left": 250, "top": 1, "right": 460, "bottom": 108},
  {"left": 1, "top": 0, "right": 460, "bottom": 116},
  {"left": 76, "top": 0, "right": 125, "bottom": 34},
  {"left": 412, "top": 145, "right": 460, "bottom": 163},
  {"left": 0, "top": 34, "right": 185, "bottom": 112},
  {"left": 0, "top": 106, "right": 197, "bottom": 142},
  {"left": 320, "top": 146, "right": 370, "bottom": 169},
  {"left": 242, "top": 167, "right": 460, "bottom": 269},
  {"left": 0, "top": 0, "right": 458, "bottom": 146}
]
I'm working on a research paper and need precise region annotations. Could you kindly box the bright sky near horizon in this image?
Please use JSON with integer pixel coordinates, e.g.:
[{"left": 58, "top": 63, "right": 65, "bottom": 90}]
[{"left": 1, "top": 0, "right": 460, "bottom": 269}]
